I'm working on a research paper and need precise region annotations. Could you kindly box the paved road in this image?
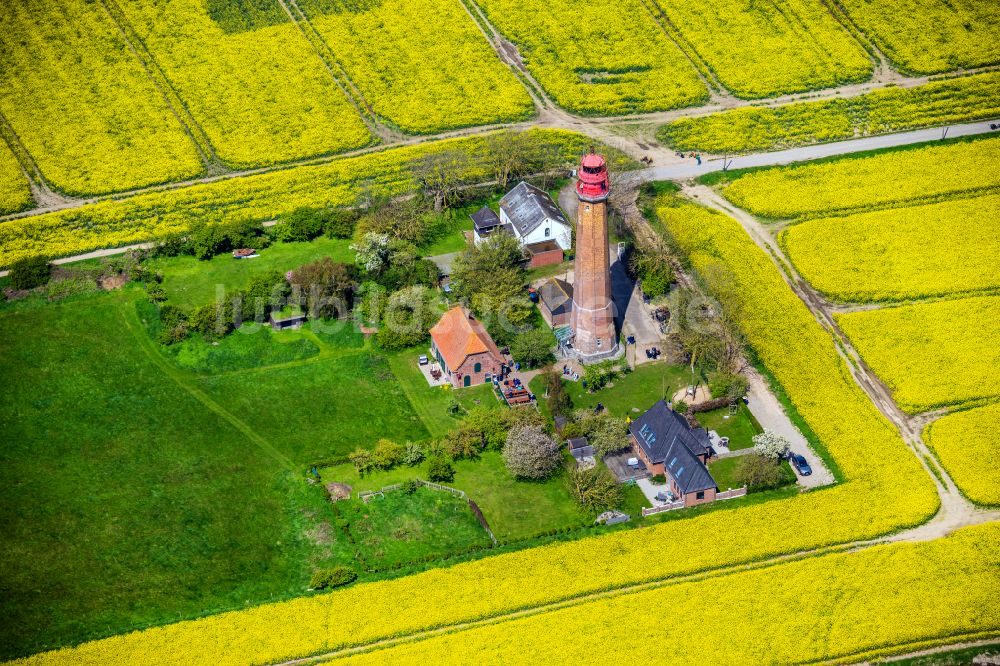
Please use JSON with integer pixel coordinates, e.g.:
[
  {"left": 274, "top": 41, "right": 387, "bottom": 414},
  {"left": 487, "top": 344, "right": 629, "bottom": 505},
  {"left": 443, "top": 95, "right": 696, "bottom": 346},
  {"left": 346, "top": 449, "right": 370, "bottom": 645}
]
[
  {"left": 640, "top": 121, "right": 998, "bottom": 182},
  {"left": 7, "top": 122, "right": 996, "bottom": 279}
]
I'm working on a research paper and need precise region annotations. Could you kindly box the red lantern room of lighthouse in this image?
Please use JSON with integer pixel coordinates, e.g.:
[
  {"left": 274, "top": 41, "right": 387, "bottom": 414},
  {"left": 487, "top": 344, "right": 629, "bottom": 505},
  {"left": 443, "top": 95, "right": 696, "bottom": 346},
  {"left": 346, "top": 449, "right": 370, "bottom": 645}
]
[
  {"left": 570, "top": 150, "right": 618, "bottom": 361},
  {"left": 576, "top": 151, "right": 610, "bottom": 202}
]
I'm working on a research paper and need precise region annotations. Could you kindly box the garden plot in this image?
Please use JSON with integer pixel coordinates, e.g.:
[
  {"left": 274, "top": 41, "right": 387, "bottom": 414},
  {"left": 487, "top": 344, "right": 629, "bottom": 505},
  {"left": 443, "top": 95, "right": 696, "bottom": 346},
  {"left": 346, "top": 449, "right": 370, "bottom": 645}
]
[
  {"left": 718, "top": 136, "right": 1000, "bottom": 218},
  {"left": 119, "top": 0, "right": 372, "bottom": 167},
  {"left": 474, "top": 0, "right": 707, "bottom": 115},
  {"left": 838, "top": 0, "right": 1000, "bottom": 74},
  {"left": 924, "top": 402, "right": 1000, "bottom": 506},
  {"left": 652, "top": 0, "right": 871, "bottom": 98}
]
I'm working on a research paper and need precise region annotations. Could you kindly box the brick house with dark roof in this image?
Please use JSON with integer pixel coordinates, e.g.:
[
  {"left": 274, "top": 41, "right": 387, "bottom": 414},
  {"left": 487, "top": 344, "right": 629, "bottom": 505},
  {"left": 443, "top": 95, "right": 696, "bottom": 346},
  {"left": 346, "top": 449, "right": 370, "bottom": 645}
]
[
  {"left": 429, "top": 306, "right": 504, "bottom": 388},
  {"left": 628, "top": 400, "right": 718, "bottom": 507}
]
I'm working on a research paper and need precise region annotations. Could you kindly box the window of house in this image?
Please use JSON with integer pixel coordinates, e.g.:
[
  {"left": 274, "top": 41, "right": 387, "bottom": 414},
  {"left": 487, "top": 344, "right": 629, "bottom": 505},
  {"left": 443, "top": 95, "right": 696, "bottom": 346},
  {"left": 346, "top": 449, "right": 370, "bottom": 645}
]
[
  {"left": 545, "top": 227, "right": 550, "bottom": 237},
  {"left": 474, "top": 362, "right": 482, "bottom": 373},
  {"left": 696, "top": 491, "right": 705, "bottom": 500}
]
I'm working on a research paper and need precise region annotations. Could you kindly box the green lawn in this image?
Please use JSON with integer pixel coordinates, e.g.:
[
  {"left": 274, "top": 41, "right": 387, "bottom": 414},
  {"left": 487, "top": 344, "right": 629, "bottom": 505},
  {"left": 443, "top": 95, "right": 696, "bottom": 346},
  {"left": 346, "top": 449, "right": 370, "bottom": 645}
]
[
  {"left": 199, "top": 352, "right": 431, "bottom": 464},
  {"left": 707, "top": 456, "right": 745, "bottom": 491},
  {"left": 533, "top": 362, "right": 691, "bottom": 419},
  {"left": 386, "top": 350, "right": 500, "bottom": 439},
  {"left": 319, "top": 451, "right": 587, "bottom": 541},
  {"left": 696, "top": 403, "right": 762, "bottom": 450},
  {"left": 0, "top": 292, "right": 339, "bottom": 659},
  {"left": 708, "top": 456, "right": 797, "bottom": 492},
  {"left": 163, "top": 325, "right": 320, "bottom": 373},
  {"left": 341, "top": 487, "right": 492, "bottom": 569},
  {"left": 149, "top": 237, "right": 356, "bottom": 309}
]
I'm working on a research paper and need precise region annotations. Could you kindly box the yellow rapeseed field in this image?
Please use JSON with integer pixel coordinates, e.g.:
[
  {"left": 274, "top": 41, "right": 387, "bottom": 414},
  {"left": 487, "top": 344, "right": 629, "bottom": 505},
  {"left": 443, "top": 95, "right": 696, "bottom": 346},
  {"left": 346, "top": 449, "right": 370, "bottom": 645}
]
[
  {"left": 0, "top": 144, "right": 32, "bottom": 215},
  {"left": 925, "top": 403, "right": 1000, "bottom": 506},
  {"left": 475, "top": 0, "right": 708, "bottom": 115},
  {"left": 330, "top": 523, "right": 1000, "bottom": 665},
  {"left": 119, "top": 0, "right": 373, "bottom": 168},
  {"left": 838, "top": 0, "right": 1000, "bottom": 74},
  {"left": 836, "top": 296, "right": 1000, "bottom": 414},
  {"left": 780, "top": 193, "right": 1000, "bottom": 302},
  {"left": 659, "top": 71, "right": 1000, "bottom": 153},
  {"left": 5, "top": 186, "right": 940, "bottom": 666},
  {"left": 297, "top": 0, "right": 533, "bottom": 133},
  {"left": 651, "top": 0, "right": 871, "bottom": 98},
  {"left": 0, "top": 0, "right": 203, "bottom": 196},
  {"left": 720, "top": 136, "right": 1000, "bottom": 218},
  {"left": 0, "top": 130, "right": 602, "bottom": 266}
]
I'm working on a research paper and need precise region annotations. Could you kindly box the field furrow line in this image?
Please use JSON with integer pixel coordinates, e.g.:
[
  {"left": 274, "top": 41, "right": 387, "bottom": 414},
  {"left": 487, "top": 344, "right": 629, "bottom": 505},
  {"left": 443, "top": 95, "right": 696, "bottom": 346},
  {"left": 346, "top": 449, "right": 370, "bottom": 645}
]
[
  {"left": 275, "top": 0, "right": 396, "bottom": 143},
  {"left": 99, "top": 0, "right": 223, "bottom": 174}
]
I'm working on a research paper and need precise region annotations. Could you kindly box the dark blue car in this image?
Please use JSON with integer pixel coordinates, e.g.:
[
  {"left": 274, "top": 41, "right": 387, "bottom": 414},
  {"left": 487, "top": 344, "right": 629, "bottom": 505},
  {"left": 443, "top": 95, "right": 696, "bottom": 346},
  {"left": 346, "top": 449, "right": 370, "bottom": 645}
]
[{"left": 791, "top": 454, "right": 812, "bottom": 476}]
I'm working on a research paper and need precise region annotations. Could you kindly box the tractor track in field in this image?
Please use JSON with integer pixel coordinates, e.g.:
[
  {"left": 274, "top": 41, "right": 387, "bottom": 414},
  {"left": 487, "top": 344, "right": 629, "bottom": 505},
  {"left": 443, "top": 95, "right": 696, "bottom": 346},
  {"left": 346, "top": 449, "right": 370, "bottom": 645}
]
[
  {"left": 676, "top": 184, "right": 990, "bottom": 537},
  {"left": 3, "top": 61, "right": 999, "bottom": 226}
]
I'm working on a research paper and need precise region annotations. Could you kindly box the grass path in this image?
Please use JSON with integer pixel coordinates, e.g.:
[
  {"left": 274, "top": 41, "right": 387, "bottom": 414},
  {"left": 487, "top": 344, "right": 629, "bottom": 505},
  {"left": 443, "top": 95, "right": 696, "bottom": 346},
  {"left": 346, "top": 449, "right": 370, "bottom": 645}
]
[{"left": 121, "top": 305, "right": 294, "bottom": 470}]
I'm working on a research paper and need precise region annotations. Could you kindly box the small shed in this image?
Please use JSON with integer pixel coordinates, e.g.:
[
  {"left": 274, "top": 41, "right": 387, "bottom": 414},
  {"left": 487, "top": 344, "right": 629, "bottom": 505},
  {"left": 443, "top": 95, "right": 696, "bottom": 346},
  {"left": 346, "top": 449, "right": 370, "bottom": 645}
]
[
  {"left": 539, "top": 277, "right": 573, "bottom": 328},
  {"left": 270, "top": 308, "right": 307, "bottom": 330},
  {"left": 524, "top": 240, "right": 563, "bottom": 268},
  {"left": 567, "top": 436, "right": 595, "bottom": 460}
]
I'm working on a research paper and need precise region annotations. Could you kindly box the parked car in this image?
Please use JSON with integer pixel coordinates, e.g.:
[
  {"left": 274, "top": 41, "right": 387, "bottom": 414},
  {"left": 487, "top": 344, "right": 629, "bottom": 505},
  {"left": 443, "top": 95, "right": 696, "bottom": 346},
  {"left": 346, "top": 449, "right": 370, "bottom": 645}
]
[{"left": 791, "top": 454, "right": 812, "bottom": 476}]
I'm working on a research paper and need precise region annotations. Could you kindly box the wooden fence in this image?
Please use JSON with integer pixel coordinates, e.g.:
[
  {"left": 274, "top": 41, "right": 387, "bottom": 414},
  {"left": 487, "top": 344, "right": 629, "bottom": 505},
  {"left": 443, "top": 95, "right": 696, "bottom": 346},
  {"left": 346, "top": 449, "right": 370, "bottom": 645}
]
[
  {"left": 358, "top": 479, "right": 467, "bottom": 501},
  {"left": 357, "top": 479, "right": 497, "bottom": 545}
]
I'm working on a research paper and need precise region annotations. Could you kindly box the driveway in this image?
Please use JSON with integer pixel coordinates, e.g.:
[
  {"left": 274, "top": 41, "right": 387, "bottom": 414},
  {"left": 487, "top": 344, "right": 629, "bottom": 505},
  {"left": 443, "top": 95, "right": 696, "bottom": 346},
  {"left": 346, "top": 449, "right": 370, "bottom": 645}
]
[{"left": 744, "top": 367, "right": 835, "bottom": 489}]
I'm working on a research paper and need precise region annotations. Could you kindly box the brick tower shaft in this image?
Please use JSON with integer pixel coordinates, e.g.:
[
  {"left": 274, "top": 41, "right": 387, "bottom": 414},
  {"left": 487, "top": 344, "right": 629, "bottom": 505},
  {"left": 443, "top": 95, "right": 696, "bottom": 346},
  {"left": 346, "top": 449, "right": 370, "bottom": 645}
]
[{"left": 571, "top": 152, "right": 617, "bottom": 360}]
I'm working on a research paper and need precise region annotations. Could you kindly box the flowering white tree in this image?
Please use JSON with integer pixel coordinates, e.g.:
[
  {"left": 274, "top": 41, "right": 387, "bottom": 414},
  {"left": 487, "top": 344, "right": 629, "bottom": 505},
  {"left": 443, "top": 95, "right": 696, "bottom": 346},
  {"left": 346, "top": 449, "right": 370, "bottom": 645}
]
[
  {"left": 752, "top": 430, "right": 791, "bottom": 460},
  {"left": 350, "top": 231, "right": 391, "bottom": 273},
  {"left": 503, "top": 425, "right": 562, "bottom": 480}
]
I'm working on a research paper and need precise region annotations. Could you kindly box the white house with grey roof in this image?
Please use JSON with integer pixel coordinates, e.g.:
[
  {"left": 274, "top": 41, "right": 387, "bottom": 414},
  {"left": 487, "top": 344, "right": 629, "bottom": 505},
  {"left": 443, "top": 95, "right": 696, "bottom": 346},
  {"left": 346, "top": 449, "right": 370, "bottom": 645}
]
[{"left": 472, "top": 181, "right": 572, "bottom": 251}]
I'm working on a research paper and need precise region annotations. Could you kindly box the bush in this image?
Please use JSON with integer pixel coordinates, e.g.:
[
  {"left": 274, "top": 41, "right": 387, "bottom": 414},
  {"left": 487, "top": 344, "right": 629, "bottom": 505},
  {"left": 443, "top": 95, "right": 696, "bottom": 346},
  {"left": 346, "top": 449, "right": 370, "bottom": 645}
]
[
  {"left": 574, "top": 410, "right": 629, "bottom": 457},
  {"left": 582, "top": 359, "right": 621, "bottom": 392},
  {"left": 309, "top": 566, "right": 357, "bottom": 590},
  {"left": 372, "top": 439, "right": 405, "bottom": 470},
  {"left": 146, "top": 284, "right": 168, "bottom": 303},
  {"left": 349, "top": 448, "right": 376, "bottom": 475},
  {"left": 8, "top": 255, "right": 52, "bottom": 290},
  {"left": 402, "top": 443, "right": 425, "bottom": 466},
  {"left": 375, "top": 285, "right": 437, "bottom": 350},
  {"left": 401, "top": 479, "right": 421, "bottom": 495},
  {"left": 708, "top": 371, "right": 749, "bottom": 400},
  {"left": 426, "top": 455, "right": 455, "bottom": 482},
  {"left": 541, "top": 369, "right": 573, "bottom": 418},
  {"left": 509, "top": 329, "right": 555, "bottom": 369},
  {"left": 275, "top": 207, "right": 328, "bottom": 243},
  {"left": 189, "top": 219, "right": 266, "bottom": 260},
  {"left": 503, "top": 425, "right": 562, "bottom": 480},
  {"left": 737, "top": 453, "right": 788, "bottom": 492},
  {"left": 568, "top": 465, "right": 623, "bottom": 513},
  {"left": 650, "top": 474, "right": 666, "bottom": 484}
]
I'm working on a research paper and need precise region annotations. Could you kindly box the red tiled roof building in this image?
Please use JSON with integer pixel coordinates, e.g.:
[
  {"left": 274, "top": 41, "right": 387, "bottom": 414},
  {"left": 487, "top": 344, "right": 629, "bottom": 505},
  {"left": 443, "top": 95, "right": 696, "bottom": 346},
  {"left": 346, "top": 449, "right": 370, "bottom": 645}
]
[{"left": 429, "top": 306, "right": 504, "bottom": 388}]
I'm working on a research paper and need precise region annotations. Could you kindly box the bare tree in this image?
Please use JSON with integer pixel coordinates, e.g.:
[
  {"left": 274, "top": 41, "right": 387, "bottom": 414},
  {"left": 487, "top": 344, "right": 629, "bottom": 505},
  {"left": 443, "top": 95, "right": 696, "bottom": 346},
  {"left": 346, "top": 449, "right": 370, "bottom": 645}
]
[
  {"left": 411, "top": 149, "right": 473, "bottom": 213},
  {"left": 486, "top": 130, "right": 533, "bottom": 191}
]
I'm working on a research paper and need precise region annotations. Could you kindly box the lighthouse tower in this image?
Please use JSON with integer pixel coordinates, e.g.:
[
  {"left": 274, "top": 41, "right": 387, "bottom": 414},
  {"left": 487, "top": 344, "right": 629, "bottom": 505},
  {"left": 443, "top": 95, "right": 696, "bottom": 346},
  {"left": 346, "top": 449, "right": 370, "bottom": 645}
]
[{"left": 570, "top": 150, "right": 618, "bottom": 361}]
